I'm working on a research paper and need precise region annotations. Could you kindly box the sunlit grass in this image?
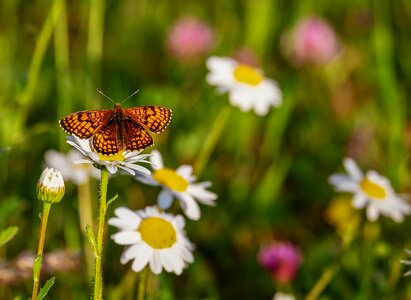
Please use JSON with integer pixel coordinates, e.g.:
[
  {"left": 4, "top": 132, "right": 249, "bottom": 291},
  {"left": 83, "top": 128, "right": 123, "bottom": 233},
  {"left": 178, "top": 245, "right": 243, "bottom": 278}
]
[{"left": 1, "top": 0, "right": 411, "bottom": 299}]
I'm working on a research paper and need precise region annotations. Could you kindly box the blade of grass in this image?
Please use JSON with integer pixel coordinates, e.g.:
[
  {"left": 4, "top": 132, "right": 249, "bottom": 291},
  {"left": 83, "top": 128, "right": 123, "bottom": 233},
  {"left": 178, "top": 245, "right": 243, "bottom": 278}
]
[
  {"left": 53, "top": 0, "right": 72, "bottom": 148},
  {"left": 15, "top": 0, "right": 63, "bottom": 143},
  {"left": 372, "top": 0, "right": 406, "bottom": 186},
  {"left": 86, "top": 0, "right": 106, "bottom": 106}
]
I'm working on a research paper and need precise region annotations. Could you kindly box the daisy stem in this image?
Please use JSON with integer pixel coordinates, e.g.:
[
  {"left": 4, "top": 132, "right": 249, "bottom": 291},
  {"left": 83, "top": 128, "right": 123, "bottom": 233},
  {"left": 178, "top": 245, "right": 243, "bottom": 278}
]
[
  {"left": 31, "top": 202, "right": 52, "bottom": 300},
  {"left": 92, "top": 168, "right": 109, "bottom": 300},
  {"left": 305, "top": 263, "right": 338, "bottom": 300},
  {"left": 136, "top": 267, "right": 149, "bottom": 300},
  {"left": 194, "top": 105, "right": 232, "bottom": 176}
]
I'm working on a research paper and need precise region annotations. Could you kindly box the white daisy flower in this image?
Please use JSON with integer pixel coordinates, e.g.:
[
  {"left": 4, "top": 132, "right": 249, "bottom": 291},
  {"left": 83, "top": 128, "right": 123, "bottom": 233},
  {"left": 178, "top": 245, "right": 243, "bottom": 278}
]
[
  {"left": 45, "top": 149, "right": 100, "bottom": 185},
  {"left": 65, "top": 135, "right": 151, "bottom": 176},
  {"left": 206, "top": 56, "right": 282, "bottom": 116},
  {"left": 273, "top": 292, "right": 295, "bottom": 300},
  {"left": 329, "top": 158, "right": 411, "bottom": 223},
  {"left": 37, "top": 167, "right": 65, "bottom": 204},
  {"left": 135, "top": 150, "right": 217, "bottom": 221},
  {"left": 108, "top": 206, "right": 194, "bottom": 275}
]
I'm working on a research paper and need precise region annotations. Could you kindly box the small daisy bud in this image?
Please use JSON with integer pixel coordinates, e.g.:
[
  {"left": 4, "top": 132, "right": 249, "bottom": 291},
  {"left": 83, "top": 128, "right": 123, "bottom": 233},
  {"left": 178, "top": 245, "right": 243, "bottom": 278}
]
[{"left": 37, "top": 168, "right": 65, "bottom": 204}]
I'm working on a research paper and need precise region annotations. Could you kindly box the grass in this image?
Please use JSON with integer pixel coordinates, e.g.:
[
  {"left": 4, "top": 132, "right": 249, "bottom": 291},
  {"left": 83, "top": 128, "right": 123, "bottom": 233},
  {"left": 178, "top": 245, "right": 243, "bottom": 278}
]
[{"left": 1, "top": 0, "right": 411, "bottom": 299}]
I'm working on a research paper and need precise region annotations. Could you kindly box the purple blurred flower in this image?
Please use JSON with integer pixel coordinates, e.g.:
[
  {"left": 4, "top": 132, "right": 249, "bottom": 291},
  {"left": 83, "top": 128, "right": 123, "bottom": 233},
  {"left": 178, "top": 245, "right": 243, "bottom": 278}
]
[
  {"left": 283, "top": 17, "right": 340, "bottom": 66},
  {"left": 257, "top": 241, "right": 302, "bottom": 283},
  {"left": 167, "top": 18, "right": 214, "bottom": 60}
]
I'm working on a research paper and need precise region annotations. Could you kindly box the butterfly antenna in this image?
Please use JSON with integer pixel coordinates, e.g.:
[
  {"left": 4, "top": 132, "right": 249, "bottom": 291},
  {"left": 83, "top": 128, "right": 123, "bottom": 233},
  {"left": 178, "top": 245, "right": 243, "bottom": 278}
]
[
  {"left": 121, "top": 89, "right": 140, "bottom": 104},
  {"left": 97, "top": 89, "right": 116, "bottom": 104}
]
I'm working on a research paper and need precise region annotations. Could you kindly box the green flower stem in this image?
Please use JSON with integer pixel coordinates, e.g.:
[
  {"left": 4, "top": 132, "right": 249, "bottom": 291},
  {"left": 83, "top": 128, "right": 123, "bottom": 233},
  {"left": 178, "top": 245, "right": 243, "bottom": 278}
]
[
  {"left": 305, "top": 263, "right": 338, "bottom": 300},
  {"left": 31, "top": 202, "right": 52, "bottom": 300},
  {"left": 194, "top": 105, "right": 232, "bottom": 176},
  {"left": 137, "top": 268, "right": 149, "bottom": 300},
  {"left": 92, "top": 168, "right": 109, "bottom": 300}
]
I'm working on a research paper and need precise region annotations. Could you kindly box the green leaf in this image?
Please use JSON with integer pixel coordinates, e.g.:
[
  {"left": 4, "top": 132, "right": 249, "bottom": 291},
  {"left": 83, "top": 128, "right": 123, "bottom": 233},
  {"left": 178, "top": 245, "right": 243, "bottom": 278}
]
[
  {"left": 86, "top": 224, "right": 98, "bottom": 256},
  {"left": 37, "top": 276, "right": 57, "bottom": 300},
  {"left": 107, "top": 193, "right": 119, "bottom": 208},
  {"left": 0, "top": 226, "right": 18, "bottom": 248}
]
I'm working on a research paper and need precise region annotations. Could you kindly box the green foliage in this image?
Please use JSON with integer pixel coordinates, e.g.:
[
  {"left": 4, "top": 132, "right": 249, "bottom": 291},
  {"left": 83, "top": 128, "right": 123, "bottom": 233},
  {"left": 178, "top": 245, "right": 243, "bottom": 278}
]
[
  {"left": 0, "top": 226, "right": 18, "bottom": 248},
  {"left": 0, "top": 0, "right": 411, "bottom": 299},
  {"left": 37, "top": 277, "right": 57, "bottom": 300}
]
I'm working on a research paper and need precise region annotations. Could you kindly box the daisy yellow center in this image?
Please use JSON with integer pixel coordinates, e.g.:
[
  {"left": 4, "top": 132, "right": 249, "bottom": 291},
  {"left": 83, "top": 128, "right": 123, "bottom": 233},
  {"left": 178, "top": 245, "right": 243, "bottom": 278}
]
[
  {"left": 152, "top": 168, "right": 189, "bottom": 192},
  {"left": 359, "top": 178, "right": 387, "bottom": 200},
  {"left": 138, "top": 217, "right": 177, "bottom": 249},
  {"left": 233, "top": 64, "right": 263, "bottom": 85},
  {"left": 98, "top": 152, "right": 125, "bottom": 161}
]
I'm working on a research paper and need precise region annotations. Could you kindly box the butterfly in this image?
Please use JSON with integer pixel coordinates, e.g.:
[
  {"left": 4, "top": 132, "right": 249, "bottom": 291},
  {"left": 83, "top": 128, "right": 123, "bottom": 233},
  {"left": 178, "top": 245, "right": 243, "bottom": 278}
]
[{"left": 59, "top": 103, "right": 172, "bottom": 155}]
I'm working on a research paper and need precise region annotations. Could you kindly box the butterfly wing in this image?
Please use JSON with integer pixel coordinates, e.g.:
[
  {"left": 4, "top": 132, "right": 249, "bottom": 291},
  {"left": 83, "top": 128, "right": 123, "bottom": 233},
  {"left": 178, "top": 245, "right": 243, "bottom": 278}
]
[
  {"left": 124, "top": 106, "right": 172, "bottom": 133},
  {"left": 92, "top": 121, "right": 122, "bottom": 155},
  {"left": 125, "top": 120, "right": 154, "bottom": 151},
  {"left": 59, "top": 110, "right": 112, "bottom": 139}
]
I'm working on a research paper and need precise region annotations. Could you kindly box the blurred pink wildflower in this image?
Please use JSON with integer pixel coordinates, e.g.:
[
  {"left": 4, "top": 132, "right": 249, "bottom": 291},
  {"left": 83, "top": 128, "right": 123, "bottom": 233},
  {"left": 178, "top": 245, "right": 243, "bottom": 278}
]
[
  {"left": 257, "top": 241, "right": 302, "bottom": 284},
  {"left": 167, "top": 18, "right": 214, "bottom": 60},
  {"left": 283, "top": 17, "right": 340, "bottom": 66}
]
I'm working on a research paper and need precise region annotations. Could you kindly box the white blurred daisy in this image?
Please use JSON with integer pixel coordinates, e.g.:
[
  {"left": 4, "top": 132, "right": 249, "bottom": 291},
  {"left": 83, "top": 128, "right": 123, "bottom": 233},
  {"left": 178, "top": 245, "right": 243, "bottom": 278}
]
[
  {"left": 273, "top": 292, "right": 295, "bottom": 300},
  {"left": 329, "top": 158, "right": 411, "bottom": 223},
  {"left": 65, "top": 135, "right": 151, "bottom": 176},
  {"left": 135, "top": 150, "right": 217, "bottom": 221},
  {"left": 45, "top": 149, "right": 100, "bottom": 185},
  {"left": 206, "top": 56, "right": 282, "bottom": 116},
  {"left": 108, "top": 206, "right": 194, "bottom": 275}
]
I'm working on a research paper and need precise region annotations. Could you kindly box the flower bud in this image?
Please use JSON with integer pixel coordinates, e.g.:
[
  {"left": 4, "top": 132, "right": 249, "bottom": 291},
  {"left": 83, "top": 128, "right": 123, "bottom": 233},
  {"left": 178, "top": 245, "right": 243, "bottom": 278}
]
[{"left": 37, "top": 168, "right": 65, "bottom": 204}]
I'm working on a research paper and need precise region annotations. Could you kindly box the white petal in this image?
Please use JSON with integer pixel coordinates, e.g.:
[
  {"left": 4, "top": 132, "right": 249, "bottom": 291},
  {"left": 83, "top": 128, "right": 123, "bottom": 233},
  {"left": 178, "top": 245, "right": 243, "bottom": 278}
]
[
  {"left": 343, "top": 158, "right": 363, "bottom": 181},
  {"left": 118, "top": 165, "right": 136, "bottom": 175},
  {"left": 106, "top": 165, "right": 118, "bottom": 174},
  {"left": 159, "top": 250, "right": 175, "bottom": 273},
  {"left": 108, "top": 217, "right": 137, "bottom": 230},
  {"left": 187, "top": 184, "right": 217, "bottom": 205},
  {"left": 150, "top": 150, "right": 164, "bottom": 170},
  {"left": 206, "top": 56, "right": 236, "bottom": 71},
  {"left": 158, "top": 189, "right": 174, "bottom": 209},
  {"left": 229, "top": 88, "right": 253, "bottom": 112},
  {"left": 329, "top": 176, "right": 359, "bottom": 193},
  {"left": 149, "top": 251, "right": 163, "bottom": 274},
  {"left": 130, "top": 245, "right": 152, "bottom": 272},
  {"left": 113, "top": 207, "right": 141, "bottom": 228},
  {"left": 389, "top": 210, "right": 404, "bottom": 223},
  {"left": 174, "top": 215, "right": 186, "bottom": 229},
  {"left": 127, "top": 164, "right": 151, "bottom": 176},
  {"left": 135, "top": 174, "right": 159, "bottom": 186},
  {"left": 328, "top": 174, "right": 351, "bottom": 185},
  {"left": 177, "top": 193, "right": 201, "bottom": 220},
  {"left": 44, "top": 150, "right": 70, "bottom": 173},
  {"left": 176, "top": 165, "right": 194, "bottom": 180},
  {"left": 366, "top": 205, "right": 379, "bottom": 221},
  {"left": 73, "top": 159, "right": 94, "bottom": 165},
  {"left": 352, "top": 194, "right": 367, "bottom": 208},
  {"left": 112, "top": 231, "right": 141, "bottom": 245}
]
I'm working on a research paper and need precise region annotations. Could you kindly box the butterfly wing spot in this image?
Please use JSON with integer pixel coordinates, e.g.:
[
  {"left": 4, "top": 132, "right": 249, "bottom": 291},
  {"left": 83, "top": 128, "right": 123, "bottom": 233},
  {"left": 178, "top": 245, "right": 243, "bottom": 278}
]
[
  {"left": 125, "top": 106, "right": 172, "bottom": 133},
  {"left": 92, "top": 122, "right": 122, "bottom": 155},
  {"left": 59, "top": 110, "right": 111, "bottom": 139},
  {"left": 125, "top": 121, "right": 154, "bottom": 151}
]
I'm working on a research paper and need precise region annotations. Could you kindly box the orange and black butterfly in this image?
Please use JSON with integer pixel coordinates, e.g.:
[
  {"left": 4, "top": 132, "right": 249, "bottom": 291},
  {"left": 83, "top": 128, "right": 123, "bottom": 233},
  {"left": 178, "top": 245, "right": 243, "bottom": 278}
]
[{"left": 59, "top": 93, "right": 172, "bottom": 155}]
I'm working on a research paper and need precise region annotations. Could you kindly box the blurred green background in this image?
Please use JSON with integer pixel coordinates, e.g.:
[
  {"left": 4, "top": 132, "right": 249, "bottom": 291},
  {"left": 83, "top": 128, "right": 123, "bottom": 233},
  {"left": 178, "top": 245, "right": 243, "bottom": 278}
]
[{"left": 1, "top": 0, "right": 411, "bottom": 299}]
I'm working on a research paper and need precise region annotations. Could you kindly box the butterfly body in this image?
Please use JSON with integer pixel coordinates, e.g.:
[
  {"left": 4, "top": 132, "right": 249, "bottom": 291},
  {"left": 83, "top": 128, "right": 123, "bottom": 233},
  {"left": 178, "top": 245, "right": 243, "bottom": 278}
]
[{"left": 60, "top": 103, "right": 172, "bottom": 155}]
